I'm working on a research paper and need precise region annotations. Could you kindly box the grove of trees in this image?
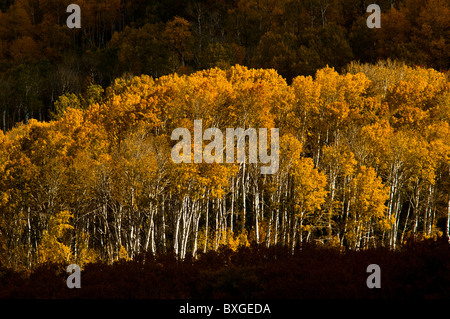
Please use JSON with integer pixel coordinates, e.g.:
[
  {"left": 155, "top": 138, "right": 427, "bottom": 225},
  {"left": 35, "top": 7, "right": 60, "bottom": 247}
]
[{"left": 0, "top": 61, "right": 449, "bottom": 270}]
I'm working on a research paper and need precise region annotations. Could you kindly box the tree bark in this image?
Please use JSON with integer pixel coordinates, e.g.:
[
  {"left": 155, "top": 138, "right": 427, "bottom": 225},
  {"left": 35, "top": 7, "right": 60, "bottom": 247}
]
[{"left": 446, "top": 196, "right": 450, "bottom": 243}]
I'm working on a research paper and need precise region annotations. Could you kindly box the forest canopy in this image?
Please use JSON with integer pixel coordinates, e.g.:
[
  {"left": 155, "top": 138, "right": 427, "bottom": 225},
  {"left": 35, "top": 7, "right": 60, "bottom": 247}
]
[{"left": 0, "top": 62, "right": 449, "bottom": 269}]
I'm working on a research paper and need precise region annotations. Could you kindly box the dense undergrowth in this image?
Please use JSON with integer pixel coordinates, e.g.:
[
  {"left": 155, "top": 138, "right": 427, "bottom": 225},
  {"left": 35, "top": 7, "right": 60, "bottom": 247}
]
[{"left": 1, "top": 238, "right": 450, "bottom": 299}]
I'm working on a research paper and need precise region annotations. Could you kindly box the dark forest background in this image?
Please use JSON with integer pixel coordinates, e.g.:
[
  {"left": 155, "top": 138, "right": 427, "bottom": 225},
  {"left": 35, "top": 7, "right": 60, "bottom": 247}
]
[{"left": 0, "top": 0, "right": 449, "bottom": 132}]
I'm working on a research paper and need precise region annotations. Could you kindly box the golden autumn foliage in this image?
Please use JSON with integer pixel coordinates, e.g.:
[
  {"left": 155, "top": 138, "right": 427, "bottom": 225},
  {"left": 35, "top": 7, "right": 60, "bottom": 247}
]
[
  {"left": 37, "top": 211, "right": 73, "bottom": 265},
  {"left": 0, "top": 63, "right": 449, "bottom": 269}
]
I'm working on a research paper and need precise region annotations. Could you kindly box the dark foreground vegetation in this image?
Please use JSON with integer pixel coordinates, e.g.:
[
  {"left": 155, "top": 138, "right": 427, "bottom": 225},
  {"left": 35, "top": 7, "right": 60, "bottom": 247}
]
[{"left": 1, "top": 238, "right": 450, "bottom": 299}]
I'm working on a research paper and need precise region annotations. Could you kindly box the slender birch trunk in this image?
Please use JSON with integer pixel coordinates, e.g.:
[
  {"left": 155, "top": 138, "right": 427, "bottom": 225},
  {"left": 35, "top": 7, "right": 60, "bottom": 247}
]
[{"left": 446, "top": 196, "right": 450, "bottom": 243}]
